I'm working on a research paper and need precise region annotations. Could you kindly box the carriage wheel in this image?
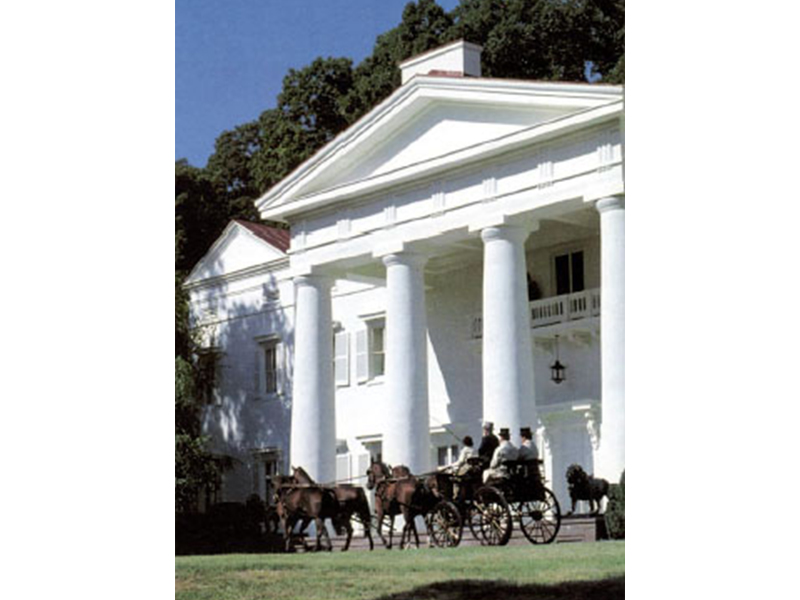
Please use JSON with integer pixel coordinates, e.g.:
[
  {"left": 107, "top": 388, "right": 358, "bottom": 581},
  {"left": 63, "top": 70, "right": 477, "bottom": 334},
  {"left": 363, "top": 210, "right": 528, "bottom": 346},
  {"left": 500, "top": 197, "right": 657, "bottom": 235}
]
[
  {"left": 518, "top": 488, "right": 561, "bottom": 544},
  {"left": 426, "top": 501, "right": 462, "bottom": 548},
  {"left": 474, "top": 487, "right": 512, "bottom": 546},
  {"left": 467, "top": 508, "right": 485, "bottom": 543}
]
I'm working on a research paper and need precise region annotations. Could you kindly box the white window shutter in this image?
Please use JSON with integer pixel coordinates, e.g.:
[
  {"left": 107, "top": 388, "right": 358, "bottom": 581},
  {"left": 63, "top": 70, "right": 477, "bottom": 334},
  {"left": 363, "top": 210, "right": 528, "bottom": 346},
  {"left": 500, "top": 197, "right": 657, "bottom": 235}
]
[
  {"left": 334, "top": 331, "right": 349, "bottom": 386},
  {"left": 356, "top": 329, "right": 368, "bottom": 383},
  {"left": 336, "top": 454, "right": 350, "bottom": 484},
  {"left": 276, "top": 342, "right": 284, "bottom": 396}
]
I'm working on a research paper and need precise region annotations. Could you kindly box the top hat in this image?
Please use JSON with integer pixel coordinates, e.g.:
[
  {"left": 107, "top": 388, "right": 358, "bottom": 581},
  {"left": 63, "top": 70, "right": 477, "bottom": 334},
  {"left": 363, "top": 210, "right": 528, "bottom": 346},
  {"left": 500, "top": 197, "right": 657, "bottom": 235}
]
[
  {"left": 498, "top": 427, "right": 511, "bottom": 439},
  {"left": 482, "top": 421, "right": 494, "bottom": 431},
  {"left": 520, "top": 427, "right": 532, "bottom": 439}
]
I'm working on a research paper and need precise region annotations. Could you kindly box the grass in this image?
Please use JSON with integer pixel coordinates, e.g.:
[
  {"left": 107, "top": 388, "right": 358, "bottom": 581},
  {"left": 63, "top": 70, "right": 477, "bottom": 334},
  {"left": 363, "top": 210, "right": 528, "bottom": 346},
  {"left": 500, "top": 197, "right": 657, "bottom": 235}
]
[{"left": 175, "top": 541, "right": 624, "bottom": 600}]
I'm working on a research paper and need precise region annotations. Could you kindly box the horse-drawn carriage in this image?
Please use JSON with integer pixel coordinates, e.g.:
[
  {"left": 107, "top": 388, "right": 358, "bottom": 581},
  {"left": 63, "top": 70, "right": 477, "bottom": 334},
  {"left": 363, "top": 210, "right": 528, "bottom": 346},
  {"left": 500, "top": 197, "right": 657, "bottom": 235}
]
[
  {"left": 427, "top": 456, "right": 562, "bottom": 547},
  {"left": 367, "top": 456, "right": 561, "bottom": 549}
]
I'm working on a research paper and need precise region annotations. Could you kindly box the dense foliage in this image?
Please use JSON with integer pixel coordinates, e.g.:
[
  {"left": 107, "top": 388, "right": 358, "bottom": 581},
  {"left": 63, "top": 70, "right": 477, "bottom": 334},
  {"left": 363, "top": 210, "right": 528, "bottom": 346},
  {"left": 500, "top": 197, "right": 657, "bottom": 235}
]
[
  {"left": 605, "top": 470, "right": 625, "bottom": 539},
  {"left": 175, "top": 0, "right": 624, "bottom": 511}
]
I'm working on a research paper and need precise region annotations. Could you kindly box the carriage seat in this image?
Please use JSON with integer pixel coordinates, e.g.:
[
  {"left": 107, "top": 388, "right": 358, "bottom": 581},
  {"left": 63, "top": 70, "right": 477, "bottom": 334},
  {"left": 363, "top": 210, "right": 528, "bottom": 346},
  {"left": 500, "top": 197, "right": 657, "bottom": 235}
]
[{"left": 501, "top": 458, "right": 543, "bottom": 480}]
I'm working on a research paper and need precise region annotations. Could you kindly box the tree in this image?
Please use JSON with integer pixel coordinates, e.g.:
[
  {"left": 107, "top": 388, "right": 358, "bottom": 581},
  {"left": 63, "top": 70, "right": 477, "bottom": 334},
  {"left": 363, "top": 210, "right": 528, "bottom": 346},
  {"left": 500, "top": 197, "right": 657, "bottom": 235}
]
[
  {"left": 175, "top": 354, "right": 218, "bottom": 513},
  {"left": 205, "top": 121, "right": 262, "bottom": 204},
  {"left": 278, "top": 57, "right": 354, "bottom": 150},
  {"left": 343, "top": 0, "right": 454, "bottom": 123},
  {"left": 175, "top": 159, "right": 227, "bottom": 273}
]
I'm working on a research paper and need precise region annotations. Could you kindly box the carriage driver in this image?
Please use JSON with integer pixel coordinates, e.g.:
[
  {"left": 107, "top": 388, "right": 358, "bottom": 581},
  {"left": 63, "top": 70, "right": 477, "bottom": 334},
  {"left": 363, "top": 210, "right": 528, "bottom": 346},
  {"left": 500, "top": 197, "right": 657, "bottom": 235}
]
[
  {"left": 482, "top": 428, "right": 518, "bottom": 483},
  {"left": 518, "top": 427, "right": 539, "bottom": 461},
  {"left": 478, "top": 421, "right": 499, "bottom": 468}
]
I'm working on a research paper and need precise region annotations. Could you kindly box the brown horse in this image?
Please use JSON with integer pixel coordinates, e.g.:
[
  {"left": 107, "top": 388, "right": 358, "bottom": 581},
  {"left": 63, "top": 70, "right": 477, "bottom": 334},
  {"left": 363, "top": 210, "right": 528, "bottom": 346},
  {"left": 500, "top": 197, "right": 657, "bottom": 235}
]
[
  {"left": 273, "top": 474, "right": 339, "bottom": 552},
  {"left": 291, "top": 466, "right": 374, "bottom": 551},
  {"left": 365, "top": 459, "right": 439, "bottom": 549}
]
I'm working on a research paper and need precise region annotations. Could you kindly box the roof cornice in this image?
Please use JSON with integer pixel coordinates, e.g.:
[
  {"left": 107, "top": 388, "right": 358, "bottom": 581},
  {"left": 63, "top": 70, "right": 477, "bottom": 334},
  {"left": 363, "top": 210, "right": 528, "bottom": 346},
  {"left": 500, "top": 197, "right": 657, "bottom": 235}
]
[
  {"left": 183, "top": 257, "right": 289, "bottom": 291},
  {"left": 184, "top": 220, "right": 287, "bottom": 286},
  {"left": 255, "top": 76, "right": 622, "bottom": 217},
  {"left": 259, "top": 97, "right": 623, "bottom": 221}
]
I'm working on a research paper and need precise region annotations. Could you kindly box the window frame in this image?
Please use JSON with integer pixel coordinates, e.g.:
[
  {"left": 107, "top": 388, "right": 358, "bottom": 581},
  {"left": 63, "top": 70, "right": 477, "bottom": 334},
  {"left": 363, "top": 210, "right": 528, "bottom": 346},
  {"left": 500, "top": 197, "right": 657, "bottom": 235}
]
[
  {"left": 255, "top": 335, "right": 283, "bottom": 399},
  {"left": 357, "top": 315, "right": 386, "bottom": 384},
  {"left": 196, "top": 349, "right": 222, "bottom": 406},
  {"left": 552, "top": 248, "right": 585, "bottom": 296}
]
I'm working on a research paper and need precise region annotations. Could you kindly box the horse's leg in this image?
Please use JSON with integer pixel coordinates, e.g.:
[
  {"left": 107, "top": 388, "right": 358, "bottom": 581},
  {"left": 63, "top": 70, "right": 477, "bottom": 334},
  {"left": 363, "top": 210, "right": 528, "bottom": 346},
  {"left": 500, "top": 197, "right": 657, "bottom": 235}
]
[
  {"left": 363, "top": 512, "right": 374, "bottom": 551},
  {"left": 342, "top": 516, "right": 353, "bottom": 552},
  {"left": 388, "top": 515, "right": 395, "bottom": 550},
  {"left": 375, "top": 503, "right": 388, "bottom": 549},
  {"left": 411, "top": 513, "right": 421, "bottom": 548}
]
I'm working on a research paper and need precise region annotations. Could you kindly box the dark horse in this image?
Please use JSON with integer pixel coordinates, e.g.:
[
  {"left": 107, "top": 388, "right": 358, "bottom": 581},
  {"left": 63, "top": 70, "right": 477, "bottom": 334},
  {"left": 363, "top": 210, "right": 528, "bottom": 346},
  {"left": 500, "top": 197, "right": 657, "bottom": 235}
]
[
  {"left": 291, "top": 466, "right": 374, "bottom": 551},
  {"left": 365, "top": 459, "right": 439, "bottom": 549},
  {"left": 273, "top": 474, "right": 340, "bottom": 552}
]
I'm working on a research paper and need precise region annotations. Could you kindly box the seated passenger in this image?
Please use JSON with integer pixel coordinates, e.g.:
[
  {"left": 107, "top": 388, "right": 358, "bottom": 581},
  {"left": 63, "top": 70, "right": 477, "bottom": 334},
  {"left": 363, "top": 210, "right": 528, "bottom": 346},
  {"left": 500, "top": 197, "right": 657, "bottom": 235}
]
[
  {"left": 518, "top": 427, "right": 539, "bottom": 462},
  {"left": 482, "top": 428, "right": 518, "bottom": 483},
  {"left": 451, "top": 436, "right": 477, "bottom": 477}
]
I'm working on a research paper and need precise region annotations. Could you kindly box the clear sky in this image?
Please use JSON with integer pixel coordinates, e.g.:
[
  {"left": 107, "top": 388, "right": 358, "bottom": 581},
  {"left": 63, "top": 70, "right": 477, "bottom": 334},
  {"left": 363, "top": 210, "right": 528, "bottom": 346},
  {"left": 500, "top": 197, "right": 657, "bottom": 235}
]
[{"left": 176, "top": 0, "right": 460, "bottom": 167}]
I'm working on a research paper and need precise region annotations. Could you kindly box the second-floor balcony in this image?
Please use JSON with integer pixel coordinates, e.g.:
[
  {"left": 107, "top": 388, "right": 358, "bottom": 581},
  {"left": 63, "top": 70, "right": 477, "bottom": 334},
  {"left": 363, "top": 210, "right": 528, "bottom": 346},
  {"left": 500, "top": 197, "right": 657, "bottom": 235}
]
[{"left": 470, "top": 288, "right": 601, "bottom": 339}]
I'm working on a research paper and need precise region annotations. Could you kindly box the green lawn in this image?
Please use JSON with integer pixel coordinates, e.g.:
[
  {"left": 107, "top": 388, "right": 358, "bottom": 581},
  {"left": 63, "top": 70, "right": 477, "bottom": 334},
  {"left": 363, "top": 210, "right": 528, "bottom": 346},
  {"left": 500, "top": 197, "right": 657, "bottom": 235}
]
[{"left": 175, "top": 541, "right": 624, "bottom": 600}]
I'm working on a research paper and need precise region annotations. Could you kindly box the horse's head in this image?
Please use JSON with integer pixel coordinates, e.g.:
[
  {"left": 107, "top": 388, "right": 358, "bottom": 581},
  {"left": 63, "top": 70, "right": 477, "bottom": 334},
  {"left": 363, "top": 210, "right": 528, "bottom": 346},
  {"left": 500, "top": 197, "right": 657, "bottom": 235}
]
[
  {"left": 391, "top": 464, "right": 412, "bottom": 478},
  {"left": 366, "top": 460, "right": 390, "bottom": 490},
  {"left": 292, "top": 465, "right": 314, "bottom": 485}
]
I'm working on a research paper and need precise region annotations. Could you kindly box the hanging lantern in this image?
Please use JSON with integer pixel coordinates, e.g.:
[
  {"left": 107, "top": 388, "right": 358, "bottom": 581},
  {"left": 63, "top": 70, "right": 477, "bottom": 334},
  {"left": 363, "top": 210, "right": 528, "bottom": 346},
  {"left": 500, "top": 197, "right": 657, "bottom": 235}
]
[{"left": 550, "top": 335, "right": 566, "bottom": 384}]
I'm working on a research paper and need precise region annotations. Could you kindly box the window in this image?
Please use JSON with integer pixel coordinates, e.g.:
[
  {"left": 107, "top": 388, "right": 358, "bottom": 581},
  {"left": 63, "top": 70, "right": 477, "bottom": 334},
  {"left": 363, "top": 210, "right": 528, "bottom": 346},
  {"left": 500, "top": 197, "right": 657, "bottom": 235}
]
[
  {"left": 437, "top": 445, "right": 460, "bottom": 467},
  {"left": 554, "top": 250, "right": 585, "bottom": 295},
  {"left": 196, "top": 351, "right": 221, "bottom": 405},
  {"left": 370, "top": 325, "right": 385, "bottom": 378},
  {"left": 252, "top": 450, "right": 281, "bottom": 505},
  {"left": 356, "top": 317, "right": 385, "bottom": 383},
  {"left": 255, "top": 337, "right": 282, "bottom": 397}
]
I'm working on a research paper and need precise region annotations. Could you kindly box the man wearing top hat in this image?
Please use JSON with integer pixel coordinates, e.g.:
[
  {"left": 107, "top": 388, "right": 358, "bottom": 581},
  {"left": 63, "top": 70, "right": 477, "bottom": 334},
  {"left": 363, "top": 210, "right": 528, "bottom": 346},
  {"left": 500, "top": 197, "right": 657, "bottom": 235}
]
[
  {"left": 478, "top": 421, "right": 499, "bottom": 468},
  {"left": 483, "top": 427, "right": 518, "bottom": 483},
  {"left": 518, "top": 426, "right": 539, "bottom": 462}
]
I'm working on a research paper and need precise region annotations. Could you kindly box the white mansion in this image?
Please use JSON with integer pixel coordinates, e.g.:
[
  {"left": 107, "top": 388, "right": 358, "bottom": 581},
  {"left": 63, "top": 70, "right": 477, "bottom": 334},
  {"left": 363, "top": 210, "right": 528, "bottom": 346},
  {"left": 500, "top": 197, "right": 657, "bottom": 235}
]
[{"left": 185, "top": 41, "right": 624, "bottom": 509}]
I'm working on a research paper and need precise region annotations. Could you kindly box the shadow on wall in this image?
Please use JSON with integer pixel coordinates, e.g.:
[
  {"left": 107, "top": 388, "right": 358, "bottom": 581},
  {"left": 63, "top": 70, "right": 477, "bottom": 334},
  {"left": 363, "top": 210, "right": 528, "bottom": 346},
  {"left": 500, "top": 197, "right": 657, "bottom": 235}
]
[
  {"left": 426, "top": 264, "right": 483, "bottom": 440},
  {"left": 193, "top": 253, "right": 294, "bottom": 495},
  {"left": 371, "top": 577, "right": 624, "bottom": 600}
]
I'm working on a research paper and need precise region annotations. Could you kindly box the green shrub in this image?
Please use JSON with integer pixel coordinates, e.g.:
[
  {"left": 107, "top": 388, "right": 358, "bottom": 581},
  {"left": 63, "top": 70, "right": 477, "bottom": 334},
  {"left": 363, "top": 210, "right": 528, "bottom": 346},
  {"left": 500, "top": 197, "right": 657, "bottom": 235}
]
[{"left": 605, "top": 470, "right": 625, "bottom": 539}]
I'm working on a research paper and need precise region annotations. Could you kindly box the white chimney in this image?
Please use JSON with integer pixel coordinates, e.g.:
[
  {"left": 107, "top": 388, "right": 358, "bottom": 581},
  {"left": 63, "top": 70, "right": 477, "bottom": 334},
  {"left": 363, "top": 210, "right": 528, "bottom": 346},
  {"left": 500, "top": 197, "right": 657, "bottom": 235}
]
[{"left": 399, "top": 40, "right": 483, "bottom": 84}]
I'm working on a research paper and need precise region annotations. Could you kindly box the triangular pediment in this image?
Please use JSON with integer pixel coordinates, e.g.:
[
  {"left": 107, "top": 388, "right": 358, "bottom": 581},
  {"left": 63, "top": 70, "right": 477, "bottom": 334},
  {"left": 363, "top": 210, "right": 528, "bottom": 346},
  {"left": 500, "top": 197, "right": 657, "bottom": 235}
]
[
  {"left": 306, "top": 101, "right": 573, "bottom": 194},
  {"left": 185, "top": 221, "right": 286, "bottom": 285},
  {"left": 257, "top": 77, "right": 622, "bottom": 220}
]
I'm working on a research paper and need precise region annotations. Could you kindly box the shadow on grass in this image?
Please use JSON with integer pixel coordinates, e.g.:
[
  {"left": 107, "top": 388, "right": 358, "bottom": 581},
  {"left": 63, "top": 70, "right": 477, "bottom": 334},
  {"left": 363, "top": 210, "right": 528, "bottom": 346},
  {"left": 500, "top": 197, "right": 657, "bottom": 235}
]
[{"left": 371, "top": 576, "right": 624, "bottom": 600}]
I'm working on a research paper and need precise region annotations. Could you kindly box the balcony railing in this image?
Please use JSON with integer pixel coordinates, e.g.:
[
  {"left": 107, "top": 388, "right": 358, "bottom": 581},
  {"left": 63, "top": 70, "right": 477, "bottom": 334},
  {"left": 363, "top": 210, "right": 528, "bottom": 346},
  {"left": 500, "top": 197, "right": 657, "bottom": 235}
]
[{"left": 470, "top": 288, "right": 600, "bottom": 339}]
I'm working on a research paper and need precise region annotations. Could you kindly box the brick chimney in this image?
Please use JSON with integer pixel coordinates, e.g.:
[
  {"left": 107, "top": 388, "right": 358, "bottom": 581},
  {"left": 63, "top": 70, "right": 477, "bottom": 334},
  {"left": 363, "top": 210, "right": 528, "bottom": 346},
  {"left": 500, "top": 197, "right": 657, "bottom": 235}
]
[{"left": 399, "top": 40, "right": 483, "bottom": 84}]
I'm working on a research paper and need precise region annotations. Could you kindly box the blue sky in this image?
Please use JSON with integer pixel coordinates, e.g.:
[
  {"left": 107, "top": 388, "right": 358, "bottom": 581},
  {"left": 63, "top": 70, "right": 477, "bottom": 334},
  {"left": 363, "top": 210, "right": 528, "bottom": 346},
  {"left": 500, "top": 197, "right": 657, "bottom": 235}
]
[{"left": 177, "top": 0, "right": 460, "bottom": 167}]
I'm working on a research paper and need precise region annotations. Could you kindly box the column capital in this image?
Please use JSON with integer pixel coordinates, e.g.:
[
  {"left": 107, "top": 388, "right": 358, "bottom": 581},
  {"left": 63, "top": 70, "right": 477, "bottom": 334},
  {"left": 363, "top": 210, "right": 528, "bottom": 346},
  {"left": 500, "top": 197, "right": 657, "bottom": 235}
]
[
  {"left": 480, "top": 223, "right": 530, "bottom": 244},
  {"left": 595, "top": 195, "right": 625, "bottom": 213},
  {"left": 382, "top": 252, "right": 428, "bottom": 269},
  {"left": 293, "top": 273, "right": 333, "bottom": 290}
]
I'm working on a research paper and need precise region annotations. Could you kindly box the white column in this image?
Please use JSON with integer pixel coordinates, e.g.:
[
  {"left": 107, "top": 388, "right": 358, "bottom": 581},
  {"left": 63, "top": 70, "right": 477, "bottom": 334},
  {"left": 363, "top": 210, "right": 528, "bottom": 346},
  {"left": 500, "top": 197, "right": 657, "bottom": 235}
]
[
  {"left": 382, "top": 252, "right": 430, "bottom": 474},
  {"left": 290, "top": 274, "right": 335, "bottom": 484},
  {"left": 481, "top": 225, "right": 536, "bottom": 446},
  {"left": 596, "top": 195, "right": 625, "bottom": 481}
]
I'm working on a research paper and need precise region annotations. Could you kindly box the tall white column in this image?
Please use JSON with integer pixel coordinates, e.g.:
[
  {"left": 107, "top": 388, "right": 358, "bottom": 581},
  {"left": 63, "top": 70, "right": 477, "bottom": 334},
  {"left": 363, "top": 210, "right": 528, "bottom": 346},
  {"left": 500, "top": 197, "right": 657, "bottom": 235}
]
[
  {"left": 290, "top": 274, "right": 336, "bottom": 484},
  {"left": 596, "top": 195, "right": 625, "bottom": 481},
  {"left": 382, "top": 252, "right": 430, "bottom": 474},
  {"left": 481, "top": 225, "right": 536, "bottom": 446}
]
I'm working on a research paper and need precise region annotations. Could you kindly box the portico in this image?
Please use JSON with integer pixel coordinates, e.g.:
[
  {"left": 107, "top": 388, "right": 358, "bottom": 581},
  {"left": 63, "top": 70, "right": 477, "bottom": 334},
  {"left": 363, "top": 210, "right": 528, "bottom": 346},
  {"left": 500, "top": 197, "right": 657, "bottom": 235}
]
[{"left": 256, "top": 41, "right": 625, "bottom": 486}]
